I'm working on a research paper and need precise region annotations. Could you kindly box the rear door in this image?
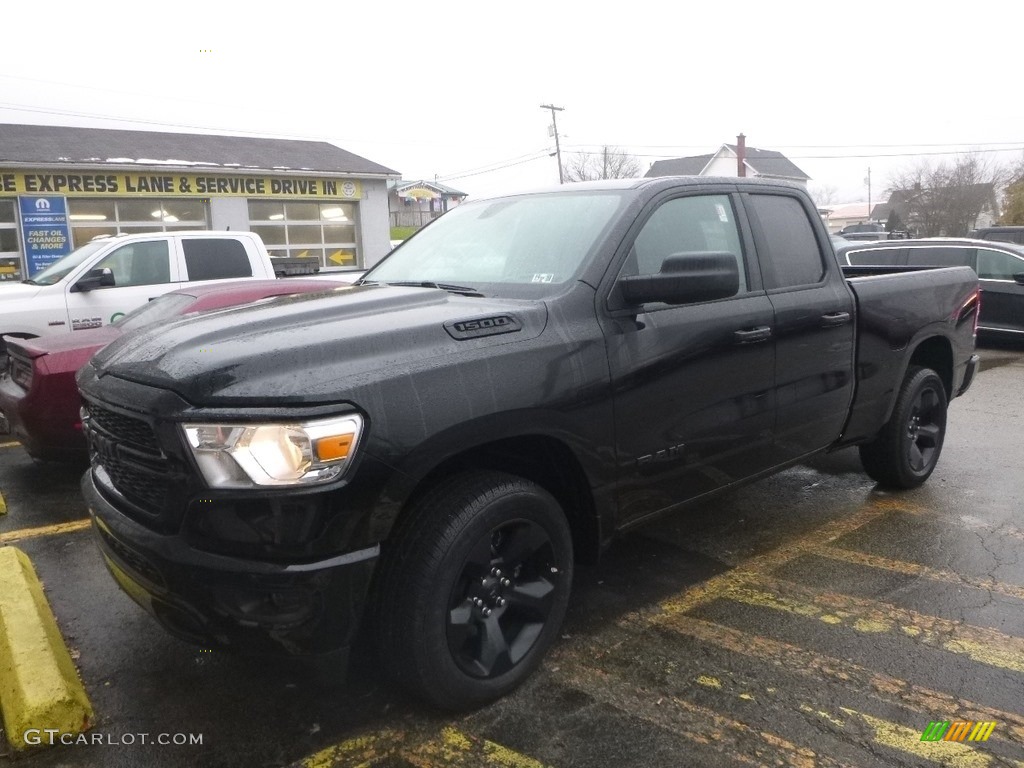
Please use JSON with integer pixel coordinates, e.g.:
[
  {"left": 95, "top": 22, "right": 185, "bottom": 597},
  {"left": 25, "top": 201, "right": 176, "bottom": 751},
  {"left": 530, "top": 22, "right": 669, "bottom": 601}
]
[
  {"left": 603, "top": 188, "right": 777, "bottom": 526},
  {"left": 742, "top": 192, "right": 856, "bottom": 462},
  {"left": 974, "top": 245, "right": 1024, "bottom": 334}
]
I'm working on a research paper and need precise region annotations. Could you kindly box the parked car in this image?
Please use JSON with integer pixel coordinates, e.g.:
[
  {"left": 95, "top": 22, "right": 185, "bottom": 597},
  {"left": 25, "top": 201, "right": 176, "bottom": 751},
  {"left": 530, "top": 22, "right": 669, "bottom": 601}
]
[
  {"left": 836, "top": 237, "right": 1024, "bottom": 339},
  {"left": 838, "top": 222, "right": 889, "bottom": 241},
  {"left": 79, "top": 177, "right": 979, "bottom": 710},
  {"left": 968, "top": 226, "right": 1024, "bottom": 245},
  {"left": 0, "top": 230, "right": 345, "bottom": 361},
  {"left": 0, "top": 279, "right": 346, "bottom": 460}
]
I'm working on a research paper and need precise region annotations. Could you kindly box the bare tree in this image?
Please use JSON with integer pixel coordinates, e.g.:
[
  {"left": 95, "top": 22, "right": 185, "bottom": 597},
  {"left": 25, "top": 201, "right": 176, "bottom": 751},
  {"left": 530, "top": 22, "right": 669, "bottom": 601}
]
[
  {"left": 562, "top": 146, "right": 640, "bottom": 182},
  {"left": 809, "top": 183, "right": 838, "bottom": 208},
  {"left": 887, "top": 153, "right": 1009, "bottom": 236}
]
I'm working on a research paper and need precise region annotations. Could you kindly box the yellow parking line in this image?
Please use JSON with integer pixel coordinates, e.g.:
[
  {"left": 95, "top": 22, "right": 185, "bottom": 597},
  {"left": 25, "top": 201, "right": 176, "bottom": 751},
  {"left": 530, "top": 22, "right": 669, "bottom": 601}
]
[
  {"left": 554, "top": 664, "right": 844, "bottom": 768},
  {"left": 724, "top": 574, "right": 1024, "bottom": 675},
  {"left": 659, "top": 494, "right": 908, "bottom": 617},
  {"left": 659, "top": 614, "right": 1024, "bottom": 744},
  {"left": 300, "top": 727, "right": 550, "bottom": 768},
  {"left": 0, "top": 441, "right": 19, "bottom": 449},
  {"left": 843, "top": 708, "right": 1020, "bottom": 768},
  {"left": 0, "top": 520, "right": 91, "bottom": 544},
  {"left": 814, "top": 545, "right": 1024, "bottom": 602}
]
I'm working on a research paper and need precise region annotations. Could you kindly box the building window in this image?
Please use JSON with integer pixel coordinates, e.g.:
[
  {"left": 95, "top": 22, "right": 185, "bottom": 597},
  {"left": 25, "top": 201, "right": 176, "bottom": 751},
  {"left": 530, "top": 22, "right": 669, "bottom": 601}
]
[
  {"left": 248, "top": 201, "right": 358, "bottom": 268},
  {"left": 67, "top": 198, "right": 209, "bottom": 246},
  {"left": 0, "top": 200, "right": 20, "bottom": 281}
]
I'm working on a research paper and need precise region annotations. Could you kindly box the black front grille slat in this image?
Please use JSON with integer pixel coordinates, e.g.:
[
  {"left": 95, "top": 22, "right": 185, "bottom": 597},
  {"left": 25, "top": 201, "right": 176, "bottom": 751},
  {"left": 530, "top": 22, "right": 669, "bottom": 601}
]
[{"left": 89, "top": 403, "right": 160, "bottom": 454}]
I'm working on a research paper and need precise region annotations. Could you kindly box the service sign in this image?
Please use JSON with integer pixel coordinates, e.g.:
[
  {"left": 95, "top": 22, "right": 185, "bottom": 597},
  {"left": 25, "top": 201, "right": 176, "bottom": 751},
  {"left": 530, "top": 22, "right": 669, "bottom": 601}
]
[
  {"left": 1, "top": 172, "right": 361, "bottom": 200},
  {"left": 18, "top": 195, "right": 72, "bottom": 276}
]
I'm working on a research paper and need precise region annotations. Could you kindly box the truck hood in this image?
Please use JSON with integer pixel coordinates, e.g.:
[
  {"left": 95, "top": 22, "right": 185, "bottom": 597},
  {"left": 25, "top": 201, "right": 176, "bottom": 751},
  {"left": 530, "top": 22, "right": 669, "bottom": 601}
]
[
  {"left": 89, "top": 284, "right": 548, "bottom": 406},
  {"left": 13, "top": 326, "right": 122, "bottom": 359}
]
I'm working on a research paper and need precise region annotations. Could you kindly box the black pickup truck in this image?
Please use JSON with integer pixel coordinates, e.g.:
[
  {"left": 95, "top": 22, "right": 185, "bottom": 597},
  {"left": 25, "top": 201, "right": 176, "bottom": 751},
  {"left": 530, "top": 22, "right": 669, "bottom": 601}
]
[{"left": 78, "top": 177, "right": 980, "bottom": 709}]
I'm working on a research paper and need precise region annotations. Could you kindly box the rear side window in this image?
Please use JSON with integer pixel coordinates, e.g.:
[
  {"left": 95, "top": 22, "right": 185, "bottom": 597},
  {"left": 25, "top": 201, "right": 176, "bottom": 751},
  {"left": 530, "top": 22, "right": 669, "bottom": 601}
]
[
  {"left": 182, "top": 239, "right": 253, "bottom": 280},
  {"left": 845, "top": 247, "right": 902, "bottom": 266},
  {"left": 977, "top": 248, "right": 1024, "bottom": 280},
  {"left": 746, "top": 194, "right": 824, "bottom": 288},
  {"left": 905, "top": 247, "right": 971, "bottom": 267}
]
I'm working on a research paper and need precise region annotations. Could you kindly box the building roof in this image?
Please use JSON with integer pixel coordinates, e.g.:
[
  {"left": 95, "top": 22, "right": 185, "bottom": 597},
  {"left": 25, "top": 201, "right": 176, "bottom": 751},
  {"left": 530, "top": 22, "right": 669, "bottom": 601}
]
[
  {"left": 645, "top": 144, "right": 810, "bottom": 181},
  {"left": 0, "top": 123, "right": 399, "bottom": 177},
  {"left": 388, "top": 179, "right": 468, "bottom": 198},
  {"left": 645, "top": 154, "right": 715, "bottom": 177},
  {"left": 723, "top": 144, "right": 810, "bottom": 180}
]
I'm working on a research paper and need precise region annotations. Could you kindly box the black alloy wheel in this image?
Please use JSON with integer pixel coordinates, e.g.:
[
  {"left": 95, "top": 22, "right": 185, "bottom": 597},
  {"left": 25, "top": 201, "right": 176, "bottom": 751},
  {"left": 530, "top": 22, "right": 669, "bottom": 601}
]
[{"left": 446, "top": 519, "right": 560, "bottom": 679}]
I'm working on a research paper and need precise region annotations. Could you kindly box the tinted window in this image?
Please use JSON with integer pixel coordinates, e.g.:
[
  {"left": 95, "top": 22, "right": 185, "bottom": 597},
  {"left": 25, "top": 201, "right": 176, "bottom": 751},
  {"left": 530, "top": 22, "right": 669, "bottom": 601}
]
[
  {"left": 629, "top": 194, "right": 747, "bottom": 294},
  {"left": 905, "top": 247, "right": 971, "bottom": 267},
  {"left": 845, "top": 247, "right": 902, "bottom": 266},
  {"left": 93, "top": 240, "right": 171, "bottom": 287},
  {"left": 746, "top": 195, "right": 824, "bottom": 288},
  {"left": 183, "top": 239, "right": 252, "bottom": 280},
  {"left": 976, "top": 248, "right": 1024, "bottom": 280}
]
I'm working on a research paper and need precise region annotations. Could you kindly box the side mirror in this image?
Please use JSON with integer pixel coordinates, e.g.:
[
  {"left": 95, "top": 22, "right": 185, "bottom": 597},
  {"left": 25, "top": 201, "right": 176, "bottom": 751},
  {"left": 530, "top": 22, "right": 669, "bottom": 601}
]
[
  {"left": 72, "top": 267, "right": 115, "bottom": 292},
  {"left": 1013, "top": 273, "right": 1024, "bottom": 286},
  {"left": 620, "top": 252, "right": 740, "bottom": 306}
]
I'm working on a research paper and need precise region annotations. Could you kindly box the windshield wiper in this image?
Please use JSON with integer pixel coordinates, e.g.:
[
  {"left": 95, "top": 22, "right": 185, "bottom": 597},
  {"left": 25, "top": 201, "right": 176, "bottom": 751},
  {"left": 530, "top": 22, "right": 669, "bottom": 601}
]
[{"left": 386, "top": 280, "right": 484, "bottom": 297}]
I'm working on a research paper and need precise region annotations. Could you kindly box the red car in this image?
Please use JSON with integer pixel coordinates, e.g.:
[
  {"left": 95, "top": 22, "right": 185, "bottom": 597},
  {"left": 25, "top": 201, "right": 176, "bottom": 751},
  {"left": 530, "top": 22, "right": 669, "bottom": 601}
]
[{"left": 0, "top": 279, "right": 345, "bottom": 460}]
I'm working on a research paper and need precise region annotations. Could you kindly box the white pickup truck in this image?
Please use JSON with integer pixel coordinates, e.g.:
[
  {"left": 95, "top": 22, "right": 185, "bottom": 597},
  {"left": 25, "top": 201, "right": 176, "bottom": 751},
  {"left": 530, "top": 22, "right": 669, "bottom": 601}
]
[{"left": 0, "top": 231, "right": 348, "bottom": 350}]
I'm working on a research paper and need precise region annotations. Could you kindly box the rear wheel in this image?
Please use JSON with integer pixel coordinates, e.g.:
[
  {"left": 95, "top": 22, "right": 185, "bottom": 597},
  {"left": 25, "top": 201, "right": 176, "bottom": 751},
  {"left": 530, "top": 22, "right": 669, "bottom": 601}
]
[
  {"left": 859, "top": 365, "right": 947, "bottom": 489},
  {"left": 375, "top": 471, "right": 573, "bottom": 710}
]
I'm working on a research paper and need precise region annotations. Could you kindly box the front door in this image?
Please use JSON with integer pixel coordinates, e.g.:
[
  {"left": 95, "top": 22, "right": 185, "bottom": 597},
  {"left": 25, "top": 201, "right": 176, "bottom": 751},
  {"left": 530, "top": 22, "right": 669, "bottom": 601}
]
[
  {"left": 603, "top": 191, "right": 776, "bottom": 528},
  {"left": 64, "top": 238, "right": 178, "bottom": 330},
  {"left": 975, "top": 246, "right": 1024, "bottom": 334}
]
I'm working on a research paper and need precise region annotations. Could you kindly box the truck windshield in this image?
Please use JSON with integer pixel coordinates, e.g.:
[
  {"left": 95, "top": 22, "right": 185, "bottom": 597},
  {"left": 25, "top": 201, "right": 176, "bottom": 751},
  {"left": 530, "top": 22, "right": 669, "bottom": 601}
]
[
  {"left": 27, "top": 240, "right": 112, "bottom": 285},
  {"left": 364, "top": 191, "right": 625, "bottom": 295}
]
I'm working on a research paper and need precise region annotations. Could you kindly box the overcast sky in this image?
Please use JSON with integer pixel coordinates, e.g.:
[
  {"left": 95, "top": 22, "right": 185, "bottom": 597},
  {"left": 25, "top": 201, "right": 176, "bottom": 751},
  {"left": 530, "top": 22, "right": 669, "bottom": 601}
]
[{"left": 2, "top": 0, "right": 1021, "bottom": 206}]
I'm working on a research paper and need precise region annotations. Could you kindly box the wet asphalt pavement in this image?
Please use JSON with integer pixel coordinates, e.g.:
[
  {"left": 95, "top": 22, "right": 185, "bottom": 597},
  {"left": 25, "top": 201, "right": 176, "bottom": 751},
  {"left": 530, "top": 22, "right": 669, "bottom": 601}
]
[{"left": 1, "top": 340, "right": 1022, "bottom": 767}]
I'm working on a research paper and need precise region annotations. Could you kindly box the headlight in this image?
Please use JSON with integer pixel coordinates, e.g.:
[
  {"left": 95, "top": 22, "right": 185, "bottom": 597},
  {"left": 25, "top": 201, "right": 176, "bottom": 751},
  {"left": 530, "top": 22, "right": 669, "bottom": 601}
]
[{"left": 182, "top": 415, "right": 363, "bottom": 488}]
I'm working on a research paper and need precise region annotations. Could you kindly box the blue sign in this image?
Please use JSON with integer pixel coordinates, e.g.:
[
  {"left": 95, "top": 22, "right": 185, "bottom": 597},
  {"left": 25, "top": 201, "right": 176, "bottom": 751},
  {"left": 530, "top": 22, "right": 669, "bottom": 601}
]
[{"left": 19, "top": 196, "right": 73, "bottom": 276}]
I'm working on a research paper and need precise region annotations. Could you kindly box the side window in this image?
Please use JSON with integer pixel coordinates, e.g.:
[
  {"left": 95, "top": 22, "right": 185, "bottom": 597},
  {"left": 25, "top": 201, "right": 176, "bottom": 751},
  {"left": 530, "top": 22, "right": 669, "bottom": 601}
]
[
  {"left": 905, "top": 247, "right": 971, "bottom": 267},
  {"left": 182, "top": 239, "right": 253, "bottom": 281},
  {"left": 92, "top": 241, "right": 171, "bottom": 287},
  {"left": 976, "top": 248, "right": 1024, "bottom": 280},
  {"left": 746, "top": 194, "right": 824, "bottom": 289},
  {"left": 627, "top": 194, "right": 747, "bottom": 293},
  {"left": 845, "top": 247, "right": 902, "bottom": 266}
]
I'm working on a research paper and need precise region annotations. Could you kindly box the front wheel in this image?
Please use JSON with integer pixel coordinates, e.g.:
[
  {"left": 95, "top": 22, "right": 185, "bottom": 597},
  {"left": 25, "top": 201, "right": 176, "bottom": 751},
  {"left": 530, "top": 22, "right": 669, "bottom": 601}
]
[
  {"left": 859, "top": 365, "right": 948, "bottom": 489},
  {"left": 375, "top": 471, "right": 573, "bottom": 710}
]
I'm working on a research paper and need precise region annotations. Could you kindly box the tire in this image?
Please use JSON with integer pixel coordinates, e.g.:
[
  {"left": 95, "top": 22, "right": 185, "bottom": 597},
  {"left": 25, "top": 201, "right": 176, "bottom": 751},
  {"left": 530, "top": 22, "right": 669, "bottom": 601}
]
[
  {"left": 375, "top": 470, "right": 573, "bottom": 710},
  {"left": 859, "top": 365, "right": 948, "bottom": 489}
]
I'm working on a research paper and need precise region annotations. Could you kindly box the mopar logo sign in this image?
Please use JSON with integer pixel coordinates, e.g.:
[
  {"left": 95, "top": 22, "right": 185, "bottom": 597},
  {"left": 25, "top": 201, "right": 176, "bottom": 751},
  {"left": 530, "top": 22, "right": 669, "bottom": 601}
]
[{"left": 18, "top": 195, "right": 73, "bottom": 276}]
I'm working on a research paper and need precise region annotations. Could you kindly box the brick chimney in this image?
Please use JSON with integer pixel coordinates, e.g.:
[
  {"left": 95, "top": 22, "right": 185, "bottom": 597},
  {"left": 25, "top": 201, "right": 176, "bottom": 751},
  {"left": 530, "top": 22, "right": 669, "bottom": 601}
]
[{"left": 736, "top": 133, "right": 747, "bottom": 177}]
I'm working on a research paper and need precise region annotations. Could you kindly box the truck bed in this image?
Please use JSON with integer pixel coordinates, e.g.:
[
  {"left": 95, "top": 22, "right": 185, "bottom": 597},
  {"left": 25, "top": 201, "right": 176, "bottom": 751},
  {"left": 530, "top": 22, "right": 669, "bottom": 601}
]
[{"left": 840, "top": 265, "right": 979, "bottom": 445}]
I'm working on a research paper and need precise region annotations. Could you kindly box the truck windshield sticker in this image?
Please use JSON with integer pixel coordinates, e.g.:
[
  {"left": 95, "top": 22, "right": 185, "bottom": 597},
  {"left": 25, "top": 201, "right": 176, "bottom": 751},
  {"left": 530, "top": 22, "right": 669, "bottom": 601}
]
[{"left": 531, "top": 273, "right": 555, "bottom": 283}]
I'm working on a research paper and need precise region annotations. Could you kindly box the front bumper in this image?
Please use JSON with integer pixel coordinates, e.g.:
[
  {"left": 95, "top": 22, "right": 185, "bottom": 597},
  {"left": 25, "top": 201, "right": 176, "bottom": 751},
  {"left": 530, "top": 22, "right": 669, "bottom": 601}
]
[{"left": 82, "top": 469, "right": 379, "bottom": 657}]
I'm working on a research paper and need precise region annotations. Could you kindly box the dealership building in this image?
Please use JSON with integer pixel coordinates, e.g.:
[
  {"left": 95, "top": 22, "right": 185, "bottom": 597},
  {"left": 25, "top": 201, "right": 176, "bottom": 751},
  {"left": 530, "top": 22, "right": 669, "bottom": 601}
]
[{"left": 0, "top": 123, "right": 399, "bottom": 280}]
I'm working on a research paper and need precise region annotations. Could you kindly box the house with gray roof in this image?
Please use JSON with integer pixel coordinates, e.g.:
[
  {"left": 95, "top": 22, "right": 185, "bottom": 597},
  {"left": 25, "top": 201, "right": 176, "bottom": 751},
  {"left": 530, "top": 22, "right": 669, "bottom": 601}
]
[{"left": 646, "top": 135, "right": 810, "bottom": 186}]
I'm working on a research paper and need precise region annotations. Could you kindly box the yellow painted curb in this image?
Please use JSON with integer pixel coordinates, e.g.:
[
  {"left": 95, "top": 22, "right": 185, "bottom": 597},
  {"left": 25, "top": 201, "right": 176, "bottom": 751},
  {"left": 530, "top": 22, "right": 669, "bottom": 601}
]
[
  {"left": 0, "top": 546, "right": 93, "bottom": 750},
  {"left": 0, "top": 490, "right": 6, "bottom": 515}
]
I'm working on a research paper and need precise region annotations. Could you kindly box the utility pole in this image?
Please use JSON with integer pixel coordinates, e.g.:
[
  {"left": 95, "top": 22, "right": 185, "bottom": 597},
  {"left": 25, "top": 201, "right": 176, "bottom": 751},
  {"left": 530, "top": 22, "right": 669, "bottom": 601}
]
[
  {"left": 866, "top": 166, "right": 872, "bottom": 221},
  {"left": 540, "top": 104, "right": 565, "bottom": 184}
]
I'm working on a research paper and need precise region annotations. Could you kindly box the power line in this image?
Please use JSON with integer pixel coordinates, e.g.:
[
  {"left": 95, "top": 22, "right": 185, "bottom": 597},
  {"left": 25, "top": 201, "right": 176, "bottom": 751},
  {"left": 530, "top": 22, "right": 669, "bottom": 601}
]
[
  {"left": 440, "top": 153, "right": 552, "bottom": 181},
  {"left": 438, "top": 149, "right": 552, "bottom": 180}
]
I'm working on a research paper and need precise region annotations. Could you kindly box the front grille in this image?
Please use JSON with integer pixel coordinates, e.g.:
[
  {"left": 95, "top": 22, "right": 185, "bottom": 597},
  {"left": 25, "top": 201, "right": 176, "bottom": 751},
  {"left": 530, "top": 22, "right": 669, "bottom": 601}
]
[
  {"left": 84, "top": 400, "right": 182, "bottom": 531},
  {"left": 10, "top": 353, "right": 32, "bottom": 390},
  {"left": 88, "top": 403, "right": 160, "bottom": 454}
]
